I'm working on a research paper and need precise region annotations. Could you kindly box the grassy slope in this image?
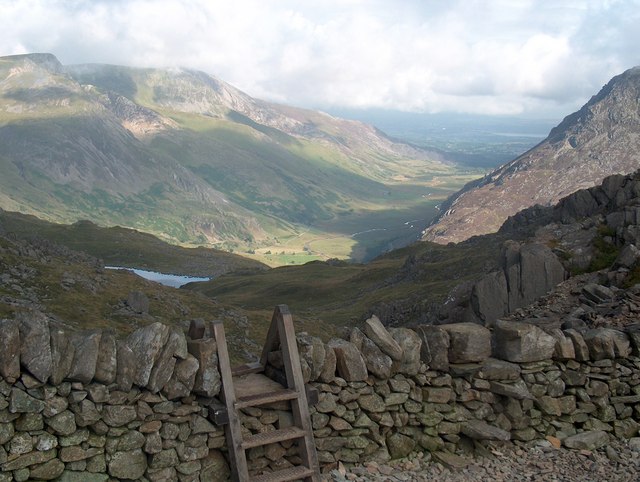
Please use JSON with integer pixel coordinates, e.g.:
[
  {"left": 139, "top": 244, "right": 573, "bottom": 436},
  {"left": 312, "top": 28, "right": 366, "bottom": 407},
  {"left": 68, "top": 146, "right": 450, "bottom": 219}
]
[
  {"left": 186, "top": 235, "right": 503, "bottom": 342},
  {"left": 0, "top": 210, "right": 267, "bottom": 276}
]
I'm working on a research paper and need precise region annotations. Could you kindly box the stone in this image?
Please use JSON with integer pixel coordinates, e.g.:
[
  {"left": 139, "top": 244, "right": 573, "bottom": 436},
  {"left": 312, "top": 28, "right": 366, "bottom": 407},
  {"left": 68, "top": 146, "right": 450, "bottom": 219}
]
[
  {"left": 0, "top": 423, "right": 14, "bottom": 445},
  {"left": 423, "top": 387, "right": 453, "bottom": 404},
  {"left": 489, "top": 380, "right": 534, "bottom": 400},
  {"left": 440, "top": 323, "right": 491, "bottom": 363},
  {"left": 148, "top": 328, "right": 187, "bottom": 393},
  {"left": 115, "top": 341, "right": 135, "bottom": 391},
  {"left": 583, "top": 329, "right": 631, "bottom": 360},
  {"left": 358, "top": 393, "right": 386, "bottom": 412},
  {"left": 564, "top": 329, "right": 590, "bottom": 361},
  {"left": 67, "top": 330, "right": 101, "bottom": 384},
  {"left": 57, "top": 472, "right": 109, "bottom": 482},
  {"left": 493, "top": 320, "right": 556, "bottom": 362},
  {"left": 199, "top": 450, "right": 231, "bottom": 482},
  {"left": 364, "top": 315, "right": 403, "bottom": 361},
  {"left": 9, "top": 432, "right": 33, "bottom": 455},
  {"left": 563, "top": 431, "right": 609, "bottom": 450},
  {"left": 29, "top": 458, "right": 65, "bottom": 480},
  {"left": 389, "top": 327, "right": 422, "bottom": 375},
  {"left": 582, "top": 284, "right": 615, "bottom": 304},
  {"left": 107, "top": 449, "right": 147, "bottom": 479},
  {"left": 114, "top": 431, "right": 146, "bottom": 451},
  {"left": 72, "top": 399, "right": 101, "bottom": 426},
  {"left": 187, "top": 338, "right": 221, "bottom": 397},
  {"left": 9, "top": 387, "right": 45, "bottom": 413},
  {"left": 386, "top": 432, "right": 416, "bottom": 459},
  {"left": 149, "top": 448, "right": 179, "bottom": 469},
  {"left": 126, "top": 322, "right": 170, "bottom": 387},
  {"left": 46, "top": 410, "right": 76, "bottom": 435},
  {"left": 319, "top": 344, "right": 337, "bottom": 383},
  {"left": 461, "top": 419, "right": 510, "bottom": 441},
  {"left": 297, "top": 333, "right": 326, "bottom": 381},
  {"left": 94, "top": 330, "right": 117, "bottom": 385},
  {"left": 614, "top": 243, "right": 640, "bottom": 269},
  {"left": 1, "top": 448, "right": 56, "bottom": 471},
  {"left": 0, "top": 319, "right": 20, "bottom": 382},
  {"left": 549, "top": 328, "right": 576, "bottom": 360},
  {"left": 416, "top": 325, "right": 450, "bottom": 372},
  {"left": 471, "top": 270, "right": 509, "bottom": 326},
  {"left": 328, "top": 338, "right": 368, "bottom": 382},
  {"left": 59, "top": 446, "right": 102, "bottom": 462},
  {"left": 163, "top": 354, "right": 200, "bottom": 400},
  {"left": 17, "top": 310, "right": 52, "bottom": 383},
  {"left": 127, "top": 291, "right": 149, "bottom": 314},
  {"left": 103, "top": 405, "right": 137, "bottom": 427},
  {"left": 49, "top": 328, "right": 75, "bottom": 385},
  {"left": 360, "top": 336, "right": 393, "bottom": 379},
  {"left": 477, "top": 358, "right": 521, "bottom": 380}
]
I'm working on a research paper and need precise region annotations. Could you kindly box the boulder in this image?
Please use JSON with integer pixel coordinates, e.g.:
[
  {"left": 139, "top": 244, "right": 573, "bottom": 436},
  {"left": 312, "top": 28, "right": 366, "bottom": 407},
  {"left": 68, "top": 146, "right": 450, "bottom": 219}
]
[
  {"left": 327, "top": 339, "right": 368, "bottom": 382},
  {"left": 17, "top": 311, "right": 52, "bottom": 383},
  {"left": 582, "top": 284, "right": 615, "bottom": 304},
  {"left": 94, "top": 330, "right": 117, "bottom": 385},
  {"left": 440, "top": 323, "right": 491, "bottom": 363},
  {"left": 126, "top": 291, "right": 149, "bottom": 314},
  {"left": 389, "top": 327, "right": 422, "bottom": 375},
  {"left": 416, "top": 325, "right": 450, "bottom": 372},
  {"left": 493, "top": 320, "right": 556, "bottom": 363},
  {"left": 614, "top": 244, "right": 640, "bottom": 269},
  {"left": 126, "top": 322, "right": 170, "bottom": 387},
  {"left": 470, "top": 271, "right": 509, "bottom": 326},
  {"left": 363, "top": 315, "right": 403, "bottom": 361},
  {"left": 0, "top": 319, "right": 20, "bottom": 382}
]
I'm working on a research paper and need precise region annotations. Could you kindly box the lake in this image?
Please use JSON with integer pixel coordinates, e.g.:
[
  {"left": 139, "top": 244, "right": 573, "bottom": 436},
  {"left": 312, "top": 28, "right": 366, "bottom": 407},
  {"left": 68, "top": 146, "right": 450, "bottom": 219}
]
[{"left": 105, "top": 266, "right": 211, "bottom": 288}]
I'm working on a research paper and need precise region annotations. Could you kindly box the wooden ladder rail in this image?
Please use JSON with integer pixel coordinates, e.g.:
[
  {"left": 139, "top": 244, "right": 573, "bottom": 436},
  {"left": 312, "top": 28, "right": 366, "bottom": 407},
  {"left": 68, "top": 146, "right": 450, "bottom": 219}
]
[{"left": 213, "top": 305, "right": 320, "bottom": 482}]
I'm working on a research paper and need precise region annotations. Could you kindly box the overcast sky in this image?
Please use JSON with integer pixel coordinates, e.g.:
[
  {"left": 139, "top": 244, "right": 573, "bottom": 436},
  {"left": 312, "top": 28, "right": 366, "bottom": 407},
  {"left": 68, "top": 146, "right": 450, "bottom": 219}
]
[{"left": 2, "top": 0, "right": 639, "bottom": 118}]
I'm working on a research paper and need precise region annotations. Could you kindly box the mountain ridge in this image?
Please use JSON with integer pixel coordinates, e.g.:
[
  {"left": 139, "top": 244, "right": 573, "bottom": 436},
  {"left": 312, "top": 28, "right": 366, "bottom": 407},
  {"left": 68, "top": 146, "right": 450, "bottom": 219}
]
[
  {"left": 423, "top": 66, "right": 640, "bottom": 244},
  {"left": 0, "top": 53, "right": 461, "bottom": 261}
]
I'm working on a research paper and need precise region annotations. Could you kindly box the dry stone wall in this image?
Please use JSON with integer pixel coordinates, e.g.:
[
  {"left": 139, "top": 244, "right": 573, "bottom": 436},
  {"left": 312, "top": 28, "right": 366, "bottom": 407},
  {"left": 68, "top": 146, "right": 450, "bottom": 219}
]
[{"left": 1, "top": 311, "right": 640, "bottom": 480}]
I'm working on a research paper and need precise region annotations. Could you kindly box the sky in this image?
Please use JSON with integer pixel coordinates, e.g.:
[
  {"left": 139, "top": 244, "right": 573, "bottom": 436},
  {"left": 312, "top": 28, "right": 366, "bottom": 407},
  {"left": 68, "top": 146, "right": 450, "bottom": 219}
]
[{"left": 1, "top": 0, "right": 639, "bottom": 118}]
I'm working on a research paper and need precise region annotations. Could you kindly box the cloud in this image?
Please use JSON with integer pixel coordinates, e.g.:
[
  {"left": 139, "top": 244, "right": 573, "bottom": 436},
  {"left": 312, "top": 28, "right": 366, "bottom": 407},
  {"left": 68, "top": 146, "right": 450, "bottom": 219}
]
[{"left": 1, "top": 0, "right": 638, "bottom": 117}]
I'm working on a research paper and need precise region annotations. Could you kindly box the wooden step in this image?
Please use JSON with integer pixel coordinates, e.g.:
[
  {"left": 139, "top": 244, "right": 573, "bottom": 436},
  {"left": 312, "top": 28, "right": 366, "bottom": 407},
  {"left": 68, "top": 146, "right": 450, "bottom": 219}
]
[
  {"left": 252, "top": 465, "right": 316, "bottom": 482},
  {"left": 232, "top": 361, "right": 264, "bottom": 376},
  {"left": 242, "top": 426, "right": 306, "bottom": 449},
  {"left": 236, "top": 388, "right": 299, "bottom": 409}
]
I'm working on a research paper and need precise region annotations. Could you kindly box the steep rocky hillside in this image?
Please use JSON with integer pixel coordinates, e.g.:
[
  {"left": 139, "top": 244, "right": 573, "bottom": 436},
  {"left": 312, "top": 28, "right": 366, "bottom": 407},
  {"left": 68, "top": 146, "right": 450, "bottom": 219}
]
[
  {"left": 424, "top": 66, "right": 640, "bottom": 244},
  {"left": 0, "top": 53, "right": 456, "bottom": 258}
]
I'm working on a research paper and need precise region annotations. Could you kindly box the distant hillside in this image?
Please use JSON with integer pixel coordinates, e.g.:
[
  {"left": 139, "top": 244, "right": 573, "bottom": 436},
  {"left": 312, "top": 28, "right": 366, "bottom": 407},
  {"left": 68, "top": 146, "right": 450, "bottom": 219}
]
[
  {"left": 423, "top": 66, "right": 640, "bottom": 244},
  {"left": 0, "top": 209, "right": 267, "bottom": 277},
  {"left": 0, "top": 53, "right": 461, "bottom": 261}
]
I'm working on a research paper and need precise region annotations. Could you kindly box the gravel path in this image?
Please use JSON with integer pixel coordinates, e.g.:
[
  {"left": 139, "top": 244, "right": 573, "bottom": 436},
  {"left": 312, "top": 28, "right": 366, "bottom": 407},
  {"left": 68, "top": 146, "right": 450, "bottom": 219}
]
[{"left": 326, "top": 439, "right": 640, "bottom": 482}]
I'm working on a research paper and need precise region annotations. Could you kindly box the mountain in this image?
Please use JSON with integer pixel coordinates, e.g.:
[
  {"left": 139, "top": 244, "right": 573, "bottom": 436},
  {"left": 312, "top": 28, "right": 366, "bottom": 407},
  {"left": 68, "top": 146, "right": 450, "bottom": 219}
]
[
  {"left": 423, "top": 66, "right": 640, "bottom": 244},
  {"left": 0, "top": 53, "right": 456, "bottom": 260}
]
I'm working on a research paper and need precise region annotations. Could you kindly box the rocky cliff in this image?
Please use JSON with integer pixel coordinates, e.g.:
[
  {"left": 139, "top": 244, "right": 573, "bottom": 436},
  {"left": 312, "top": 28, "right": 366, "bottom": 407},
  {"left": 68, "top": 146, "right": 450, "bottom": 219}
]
[{"left": 423, "top": 66, "right": 640, "bottom": 244}]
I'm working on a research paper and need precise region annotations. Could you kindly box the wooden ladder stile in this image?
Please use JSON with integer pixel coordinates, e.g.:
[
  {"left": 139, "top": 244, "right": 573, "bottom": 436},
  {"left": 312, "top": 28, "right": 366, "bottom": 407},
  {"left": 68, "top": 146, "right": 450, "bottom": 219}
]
[{"left": 213, "top": 305, "right": 321, "bottom": 482}]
